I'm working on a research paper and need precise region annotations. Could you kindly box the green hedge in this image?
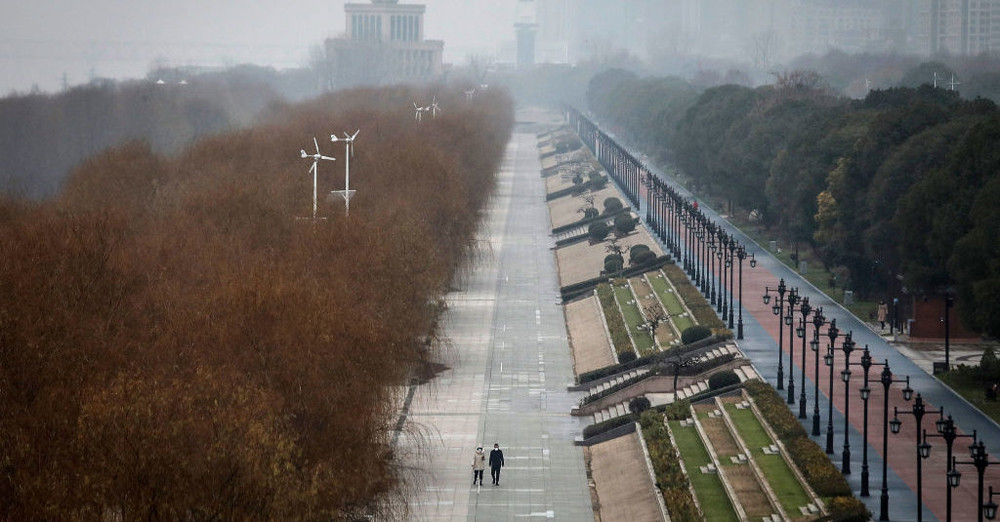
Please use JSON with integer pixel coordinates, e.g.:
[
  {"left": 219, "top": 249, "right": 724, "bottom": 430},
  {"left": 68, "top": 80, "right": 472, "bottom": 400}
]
[
  {"left": 640, "top": 411, "right": 700, "bottom": 520},
  {"left": 578, "top": 335, "right": 727, "bottom": 384},
  {"left": 744, "top": 381, "right": 808, "bottom": 440},
  {"left": 743, "top": 381, "right": 866, "bottom": 519},
  {"left": 596, "top": 283, "right": 634, "bottom": 358},
  {"left": 825, "top": 495, "right": 870, "bottom": 522},
  {"left": 580, "top": 353, "right": 737, "bottom": 406},
  {"left": 662, "top": 264, "right": 728, "bottom": 333},
  {"left": 708, "top": 369, "right": 741, "bottom": 390},
  {"left": 681, "top": 325, "right": 712, "bottom": 344},
  {"left": 582, "top": 412, "right": 637, "bottom": 439}
]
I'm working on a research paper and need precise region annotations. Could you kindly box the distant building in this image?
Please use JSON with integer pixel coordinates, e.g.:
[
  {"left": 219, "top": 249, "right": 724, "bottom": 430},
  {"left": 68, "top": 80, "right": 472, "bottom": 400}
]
[
  {"left": 515, "top": 0, "right": 538, "bottom": 69},
  {"left": 915, "top": 0, "right": 1000, "bottom": 55},
  {"left": 324, "top": 0, "right": 444, "bottom": 88}
]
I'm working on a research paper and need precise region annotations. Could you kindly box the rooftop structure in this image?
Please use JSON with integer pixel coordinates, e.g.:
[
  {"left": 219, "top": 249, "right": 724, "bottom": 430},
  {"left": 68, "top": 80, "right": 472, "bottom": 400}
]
[{"left": 324, "top": 0, "right": 444, "bottom": 88}]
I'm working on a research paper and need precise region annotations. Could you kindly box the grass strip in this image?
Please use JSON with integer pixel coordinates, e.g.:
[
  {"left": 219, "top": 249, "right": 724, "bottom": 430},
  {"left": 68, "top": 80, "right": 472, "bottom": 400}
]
[
  {"left": 669, "top": 419, "right": 740, "bottom": 522},
  {"left": 726, "top": 404, "right": 811, "bottom": 512},
  {"left": 612, "top": 279, "right": 656, "bottom": 356},
  {"left": 647, "top": 271, "right": 696, "bottom": 333},
  {"left": 596, "top": 283, "right": 635, "bottom": 358}
]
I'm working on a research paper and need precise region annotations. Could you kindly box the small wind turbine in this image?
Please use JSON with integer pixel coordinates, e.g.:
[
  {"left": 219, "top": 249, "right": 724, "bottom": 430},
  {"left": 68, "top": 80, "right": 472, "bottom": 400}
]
[
  {"left": 864, "top": 77, "right": 871, "bottom": 92},
  {"left": 330, "top": 129, "right": 359, "bottom": 216},
  {"left": 299, "top": 137, "right": 335, "bottom": 221},
  {"left": 947, "top": 74, "right": 961, "bottom": 91},
  {"left": 413, "top": 102, "right": 428, "bottom": 122},
  {"left": 430, "top": 96, "right": 442, "bottom": 119},
  {"left": 465, "top": 88, "right": 476, "bottom": 101},
  {"left": 933, "top": 71, "right": 939, "bottom": 88}
]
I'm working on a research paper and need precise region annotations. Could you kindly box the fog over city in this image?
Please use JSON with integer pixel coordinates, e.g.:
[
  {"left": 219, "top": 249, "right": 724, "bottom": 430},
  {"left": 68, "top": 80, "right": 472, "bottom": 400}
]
[{"left": 0, "top": 0, "right": 519, "bottom": 94}]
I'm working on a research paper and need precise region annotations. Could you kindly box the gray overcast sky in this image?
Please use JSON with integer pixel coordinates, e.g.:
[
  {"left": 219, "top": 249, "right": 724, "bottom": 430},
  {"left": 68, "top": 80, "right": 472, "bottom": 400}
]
[{"left": 0, "top": 0, "right": 516, "bottom": 94}]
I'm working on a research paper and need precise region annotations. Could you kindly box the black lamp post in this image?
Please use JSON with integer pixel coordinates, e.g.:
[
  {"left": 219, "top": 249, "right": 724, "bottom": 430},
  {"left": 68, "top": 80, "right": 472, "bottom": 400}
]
[
  {"left": 824, "top": 319, "right": 840, "bottom": 454},
  {"left": 839, "top": 332, "right": 856, "bottom": 474},
  {"left": 693, "top": 223, "right": 704, "bottom": 290},
  {"left": 717, "top": 233, "right": 728, "bottom": 316},
  {"left": 786, "top": 288, "right": 801, "bottom": 404},
  {"left": 855, "top": 346, "right": 885, "bottom": 496},
  {"left": 954, "top": 439, "right": 1000, "bottom": 522},
  {"left": 891, "top": 393, "right": 943, "bottom": 522},
  {"left": 945, "top": 295, "right": 954, "bottom": 371},
  {"left": 797, "top": 297, "right": 812, "bottom": 419},
  {"left": 736, "top": 246, "right": 754, "bottom": 340},
  {"left": 923, "top": 413, "right": 975, "bottom": 522},
  {"left": 810, "top": 307, "right": 825, "bottom": 436},
  {"left": 708, "top": 238, "right": 717, "bottom": 306},
  {"left": 763, "top": 279, "right": 787, "bottom": 391},
  {"left": 878, "top": 363, "right": 912, "bottom": 521},
  {"left": 984, "top": 485, "right": 999, "bottom": 520},
  {"left": 727, "top": 239, "right": 736, "bottom": 329}
]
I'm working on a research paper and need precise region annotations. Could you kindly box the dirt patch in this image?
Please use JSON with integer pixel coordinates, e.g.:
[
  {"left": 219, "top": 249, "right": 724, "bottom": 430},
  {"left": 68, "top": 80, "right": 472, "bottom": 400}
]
[{"left": 725, "top": 465, "right": 775, "bottom": 517}]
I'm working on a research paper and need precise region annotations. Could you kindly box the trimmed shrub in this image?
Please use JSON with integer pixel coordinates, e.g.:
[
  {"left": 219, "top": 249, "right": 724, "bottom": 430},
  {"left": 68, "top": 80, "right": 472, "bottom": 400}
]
[
  {"left": 618, "top": 351, "right": 637, "bottom": 364},
  {"left": 596, "top": 283, "right": 633, "bottom": 356},
  {"left": 708, "top": 369, "right": 741, "bottom": 390},
  {"left": 604, "top": 257, "right": 624, "bottom": 274},
  {"left": 589, "top": 221, "right": 610, "bottom": 242},
  {"left": 572, "top": 173, "right": 583, "bottom": 185},
  {"left": 603, "top": 197, "right": 623, "bottom": 214},
  {"left": 631, "top": 249, "right": 657, "bottom": 266},
  {"left": 744, "top": 380, "right": 808, "bottom": 440},
  {"left": 681, "top": 325, "right": 712, "bottom": 344},
  {"left": 785, "top": 438, "right": 851, "bottom": 497},
  {"left": 640, "top": 411, "right": 701, "bottom": 520},
  {"left": 578, "top": 335, "right": 726, "bottom": 384},
  {"left": 582, "top": 412, "right": 636, "bottom": 439},
  {"left": 629, "top": 244, "right": 650, "bottom": 258},
  {"left": 663, "top": 399, "right": 691, "bottom": 420},
  {"left": 613, "top": 213, "right": 636, "bottom": 234},
  {"left": 583, "top": 207, "right": 599, "bottom": 219},
  {"left": 629, "top": 396, "right": 652, "bottom": 414},
  {"left": 826, "top": 495, "right": 871, "bottom": 521},
  {"left": 604, "top": 253, "right": 624, "bottom": 265}
]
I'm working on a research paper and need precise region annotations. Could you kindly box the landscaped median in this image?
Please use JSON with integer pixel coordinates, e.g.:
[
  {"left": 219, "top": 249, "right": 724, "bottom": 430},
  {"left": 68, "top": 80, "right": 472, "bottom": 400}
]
[{"left": 744, "top": 381, "right": 870, "bottom": 521}]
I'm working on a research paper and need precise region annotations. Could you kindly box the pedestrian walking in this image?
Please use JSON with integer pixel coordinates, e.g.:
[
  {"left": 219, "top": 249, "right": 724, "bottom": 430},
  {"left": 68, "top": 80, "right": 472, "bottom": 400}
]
[
  {"left": 877, "top": 301, "right": 888, "bottom": 330},
  {"left": 489, "top": 443, "right": 505, "bottom": 486},
  {"left": 472, "top": 446, "right": 485, "bottom": 486}
]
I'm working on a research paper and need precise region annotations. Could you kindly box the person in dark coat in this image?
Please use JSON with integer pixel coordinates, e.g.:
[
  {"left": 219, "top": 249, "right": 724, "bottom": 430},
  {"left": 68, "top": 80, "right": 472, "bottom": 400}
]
[{"left": 489, "top": 443, "right": 505, "bottom": 486}]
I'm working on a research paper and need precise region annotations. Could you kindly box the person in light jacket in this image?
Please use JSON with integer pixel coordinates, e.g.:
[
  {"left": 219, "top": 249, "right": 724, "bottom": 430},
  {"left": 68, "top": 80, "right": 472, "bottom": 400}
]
[
  {"left": 489, "top": 443, "right": 504, "bottom": 486},
  {"left": 471, "top": 447, "right": 485, "bottom": 486}
]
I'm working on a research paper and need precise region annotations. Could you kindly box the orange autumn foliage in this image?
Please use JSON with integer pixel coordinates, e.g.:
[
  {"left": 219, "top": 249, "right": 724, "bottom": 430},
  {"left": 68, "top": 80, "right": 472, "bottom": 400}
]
[{"left": 0, "top": 85, "right": 514, "bottom": 520}]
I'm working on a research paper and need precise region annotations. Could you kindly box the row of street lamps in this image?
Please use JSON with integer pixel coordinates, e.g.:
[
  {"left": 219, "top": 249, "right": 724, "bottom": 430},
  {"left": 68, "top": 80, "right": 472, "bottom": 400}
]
[
  {"left": 763, "top": 276, "right": 998, "bottom": 521},
  {"left": 566, "top": 107, "right": 1000, "bottom": 521},
  {"left": 567, "top": 107, "right": 757, "bottom": 339}
]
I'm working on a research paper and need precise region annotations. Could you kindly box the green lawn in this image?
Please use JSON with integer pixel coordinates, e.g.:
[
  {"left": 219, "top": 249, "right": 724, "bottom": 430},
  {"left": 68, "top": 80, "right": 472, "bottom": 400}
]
[
  {"left": 647, "top": 271, "right": 696, "bottom": 332},
  {"left": 669, "top": 420, "right": 740, "bottom": 522},
  {"left": 939, "top": 370, "right": 1000, "bottom": 426},
  {"left": 726, "top": 404, "right": 812, "bottom": 512},
  {"left": 612, "top": 281, "right": 656, "bottom": 356}
]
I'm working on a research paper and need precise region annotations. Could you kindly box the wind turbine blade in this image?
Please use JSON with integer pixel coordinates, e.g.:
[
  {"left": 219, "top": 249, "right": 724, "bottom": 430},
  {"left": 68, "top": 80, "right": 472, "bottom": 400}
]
[
  {"left": 313, "top": 137, "right": 320, "bottom": 154},
  {"left": 309, "top": 161, "right": 317, "bottom": 175},
  {"left": 320, "top": 155, "right": 336, "bottom": 161},
  {"left": 351, "top": 129, "right": 360, "bottom": 140}
]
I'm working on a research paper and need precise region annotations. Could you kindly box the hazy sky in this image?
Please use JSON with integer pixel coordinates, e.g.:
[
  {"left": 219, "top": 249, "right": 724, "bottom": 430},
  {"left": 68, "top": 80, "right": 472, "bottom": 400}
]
[{"left": 0, "top": 0, "right": 517, "bottom": 94}]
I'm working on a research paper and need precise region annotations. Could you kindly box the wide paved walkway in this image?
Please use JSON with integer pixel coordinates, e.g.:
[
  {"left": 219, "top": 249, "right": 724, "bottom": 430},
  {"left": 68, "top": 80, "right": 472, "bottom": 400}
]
[{"left": 401, "top": 122, "right": 592, "bottom": 520}]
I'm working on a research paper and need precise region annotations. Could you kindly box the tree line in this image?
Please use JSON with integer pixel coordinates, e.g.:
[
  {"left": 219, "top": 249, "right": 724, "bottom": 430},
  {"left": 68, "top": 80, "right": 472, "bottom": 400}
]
[
  {"left": 587, "top": 67, "right": 1000, "bottom": 337},
  {"left": 0, "top": 85, "right": 514, "bottom": 520},
  {"left": 0, "top": 71, "right": 285, "bottom": 199}
]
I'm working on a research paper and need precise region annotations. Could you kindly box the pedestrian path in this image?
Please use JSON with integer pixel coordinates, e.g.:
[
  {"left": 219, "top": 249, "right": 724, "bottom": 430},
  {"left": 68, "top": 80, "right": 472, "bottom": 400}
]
[{"left": 400, "top": 124, "right": 592, "bottom": 520}]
